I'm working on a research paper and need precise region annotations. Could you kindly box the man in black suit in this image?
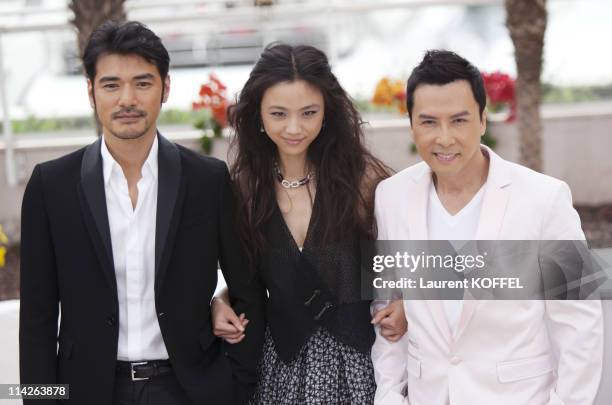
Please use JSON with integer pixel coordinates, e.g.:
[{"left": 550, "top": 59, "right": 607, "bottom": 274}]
[{"left": 19, "top": 21, "right": 265, "bottom": 405}]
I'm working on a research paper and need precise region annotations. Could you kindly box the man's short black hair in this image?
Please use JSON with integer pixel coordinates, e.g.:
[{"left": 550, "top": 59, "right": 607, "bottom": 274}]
[
  {"left": 406, "top": 50, "right": 486, "bottom": 121},
  {"left": 82, "top": 20, "right": 170, "bottom": 82}
]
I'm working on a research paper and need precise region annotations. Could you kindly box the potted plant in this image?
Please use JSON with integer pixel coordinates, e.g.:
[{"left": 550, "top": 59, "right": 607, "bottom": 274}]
[{"left": 192, "top": 74, "right": 230, "bottom": 154}]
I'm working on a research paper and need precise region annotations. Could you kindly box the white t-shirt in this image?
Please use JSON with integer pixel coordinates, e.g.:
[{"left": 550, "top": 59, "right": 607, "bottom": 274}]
[{"left": 427, "top": 181, "right": 485, "bottom": 336}]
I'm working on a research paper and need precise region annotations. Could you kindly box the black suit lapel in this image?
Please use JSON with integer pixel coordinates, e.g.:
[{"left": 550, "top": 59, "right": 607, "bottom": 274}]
[
  {"left": 155, "top": 133, "right": 183, "bottom": 293},
  {"left": 78, "top": 138, "right": 117, "bottom": 293}
]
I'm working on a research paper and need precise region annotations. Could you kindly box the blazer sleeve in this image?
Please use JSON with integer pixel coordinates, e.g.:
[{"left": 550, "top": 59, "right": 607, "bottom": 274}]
[
  {"left": 542, "top": 182, "right": 604, "bottom": 405},
  {"left": 371, "top": 183, "right": 409, "bottom": 404},
  {"left": 215, "top": 163, "right": 266, "bottom": 399},
  {"left": 374, "top": 181, "right": 388, "bottom": 240},
  {"left": 371, "top": 315, "right": 409, "bottom": 405},
  {"left": 19, "top": 165, "right": 60, "bottom": 401}
]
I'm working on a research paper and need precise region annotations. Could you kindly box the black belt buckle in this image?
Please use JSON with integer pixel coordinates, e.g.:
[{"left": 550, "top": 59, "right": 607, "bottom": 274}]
[{"left": 130, "top": 361, "right": 149, "bottom": 381}]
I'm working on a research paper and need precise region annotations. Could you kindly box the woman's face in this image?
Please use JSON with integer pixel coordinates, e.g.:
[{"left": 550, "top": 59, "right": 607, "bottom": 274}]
[{"left": 260, "top": 79, "right": 325, "bottom": 163}]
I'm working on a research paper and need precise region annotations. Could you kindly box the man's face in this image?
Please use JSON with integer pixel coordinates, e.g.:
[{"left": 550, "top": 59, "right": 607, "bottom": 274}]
[
  {"left": 88, "top": 53, "right": 169, "bottom": 141},
  {"left": 411, "top": 80, "right": 486, "bottom": 178}
]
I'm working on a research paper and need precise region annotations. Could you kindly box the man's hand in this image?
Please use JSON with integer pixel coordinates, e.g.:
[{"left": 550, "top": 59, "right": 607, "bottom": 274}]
[
  {"left": 211, "top": 297, "right": 249, "bottom": 344},
  {"left": 371, "top": 300, "right": 407, "bottom": 342}
]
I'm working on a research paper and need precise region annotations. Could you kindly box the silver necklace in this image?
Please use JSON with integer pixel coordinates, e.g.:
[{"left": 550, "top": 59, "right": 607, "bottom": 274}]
[{"left": 274, "top": 163, "right": 312, "bottom": 189}]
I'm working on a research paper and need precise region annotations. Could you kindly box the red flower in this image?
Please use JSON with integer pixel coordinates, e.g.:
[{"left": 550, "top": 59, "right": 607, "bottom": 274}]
[
  {"left": 482, "top": 71, "right": 515, "bottom": 104},
  {"left": 212, "top": 99, "right": 229, "bottom": 128},
  {"left": 209, "top": 73, "right": 227, "bottom": 91},
  {"left": 193, "top": 74, "right": 231, "bottom": 129},
  {"left": 199, "top": 84, "right": 214, "bottom": 97},
  {"left": 481, "top": 71, "right": 517, "bottom": 122}
]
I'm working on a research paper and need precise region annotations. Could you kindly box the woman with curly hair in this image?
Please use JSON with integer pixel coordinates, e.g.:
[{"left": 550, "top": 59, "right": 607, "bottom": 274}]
[{"left": 212, "top": 43, "right": 405, "bottom": 404}]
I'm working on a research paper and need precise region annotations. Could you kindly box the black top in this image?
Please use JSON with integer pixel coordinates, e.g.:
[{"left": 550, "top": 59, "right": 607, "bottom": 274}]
[{"left": 257, "top": 199, "right": 374, "bottom": 363}]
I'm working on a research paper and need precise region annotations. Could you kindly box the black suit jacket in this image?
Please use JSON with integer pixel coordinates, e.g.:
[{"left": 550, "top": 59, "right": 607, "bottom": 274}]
[{"left": 19, "top": 134, "right": 266, "bottom": 404}]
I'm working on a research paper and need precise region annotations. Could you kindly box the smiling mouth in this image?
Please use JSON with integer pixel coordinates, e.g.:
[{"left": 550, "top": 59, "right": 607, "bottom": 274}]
[
  {"left": 282, "top": 137, "right": 305, "bottom": 145},
  {"left": 434, "top": 152, "right": 459, "bottom": 162}
]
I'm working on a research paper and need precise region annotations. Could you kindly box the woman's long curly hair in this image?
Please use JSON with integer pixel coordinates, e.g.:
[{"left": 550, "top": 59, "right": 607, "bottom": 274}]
[{"left": 228, "top": 43, "right": 390, "bottom": 266}]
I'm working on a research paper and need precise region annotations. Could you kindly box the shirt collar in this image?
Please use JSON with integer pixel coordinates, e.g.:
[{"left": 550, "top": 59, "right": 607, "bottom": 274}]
[
  {"left": 144, "top": 135, "right": 159, "bottom": 181},
  {"left": 100, "top": 134, "right": 159, "bottom": 185},
  {"left": 100, "top": 135, "right": 118, "bottom": 186}
]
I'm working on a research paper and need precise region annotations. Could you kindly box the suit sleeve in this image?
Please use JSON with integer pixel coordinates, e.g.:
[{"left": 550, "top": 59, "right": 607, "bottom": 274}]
[
  {"left": 371, "top": 182, "right": 409, "bottom": 404},
  {"left": 371, "top": 305, "right": 409, "bottom": 405},
  {"left": 19, "top": 164, "right": 60, "bottom": 403},
  {"left": 374, "top": 182, "right": 388, "bottom": 240},
  {"left": 216, "top": 163, "right": 266, "bottom": 400},
  {"left": 542, "top": 182, "right": 603, "bottom": 405}
]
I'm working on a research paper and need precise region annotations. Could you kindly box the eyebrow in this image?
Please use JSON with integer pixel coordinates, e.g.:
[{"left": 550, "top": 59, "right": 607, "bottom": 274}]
[
  {"left": 451, "top": 111, "right": 470, "bottom": 118},
  {"left": 97, "top": 73, "right": 156, "bottom": 83},
  {"left": 299, "top": 104, "right": 320, "bottom": 110},
  {"left": 98, "top": 76, "right": 120, "bottom": 83},
  {"left": 267, "top": 104, "right": 321, "bottom": 111},
  {"left": 133, "top": 73, "right": 156, "bottom": 81},
  {"left": 417, "top": 110, "right": 470, "bottom": 120}
]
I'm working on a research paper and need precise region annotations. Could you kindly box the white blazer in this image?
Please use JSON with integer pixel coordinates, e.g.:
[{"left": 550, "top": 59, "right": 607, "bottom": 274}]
[{"left": 372, "top": 146, "right": 603, "bottom": 405}]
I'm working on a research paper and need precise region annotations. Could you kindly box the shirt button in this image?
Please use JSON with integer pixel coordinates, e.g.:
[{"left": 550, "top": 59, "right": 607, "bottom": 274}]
[
  {"left": 106, "top": 316, "right": 115, "bottom": 327},
  {"left": 450, "top": 355, "right": 461, "bottom": 365},
  {"left": 158, "top": 312, "right": 165, "bottom": 318}
]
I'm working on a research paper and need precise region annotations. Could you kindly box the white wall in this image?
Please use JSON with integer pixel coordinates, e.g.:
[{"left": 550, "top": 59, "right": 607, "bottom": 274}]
[{"left": 1, "top": 104, "right": 612, "bottom": 234}]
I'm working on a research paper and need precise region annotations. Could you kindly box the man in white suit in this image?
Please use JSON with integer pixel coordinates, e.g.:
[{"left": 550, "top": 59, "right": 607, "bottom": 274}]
[{"left": 371, "top": 50, "right": 603, "bottom": 405}]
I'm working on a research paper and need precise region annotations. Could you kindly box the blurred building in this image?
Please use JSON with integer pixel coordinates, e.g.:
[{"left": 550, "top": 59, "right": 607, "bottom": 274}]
[{"left": 0, "top": 0, "right": 610, "bottom": 120}]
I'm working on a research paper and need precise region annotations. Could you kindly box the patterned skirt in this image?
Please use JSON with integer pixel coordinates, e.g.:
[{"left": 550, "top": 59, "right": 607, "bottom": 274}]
[{"left": 249, "top": 327, "right": 376, "bottom": 405}]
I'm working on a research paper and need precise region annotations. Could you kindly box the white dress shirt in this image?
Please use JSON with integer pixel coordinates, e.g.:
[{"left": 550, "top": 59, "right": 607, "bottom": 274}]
[
  {"left": 101, "top": 136, "right": 168, "bottom": 361},
  {"left": 427, "top": 182, "right": 484, "bottom": 335}
]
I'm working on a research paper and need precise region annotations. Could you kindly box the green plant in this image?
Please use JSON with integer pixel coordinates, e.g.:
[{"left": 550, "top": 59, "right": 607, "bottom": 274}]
[
  {"left": 200, "top": 135, "right": 213, "bottom": 155},
  {"left": 158, "top": 109, "right": 197, "bottom": 125},
  {"left": 1, "top": 116, "right": 95, "bottom": 134},
  {"left": 542, "top": 83, "right": 612, "bottom": 103}
]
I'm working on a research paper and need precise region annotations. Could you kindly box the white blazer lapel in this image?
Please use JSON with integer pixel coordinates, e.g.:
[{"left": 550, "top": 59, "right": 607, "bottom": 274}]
[
  {"left": 405, "top": 165, "right": 455, "bottom": 344},
  {"left": 405, "top": 163, "right": 430, "bottom": 240},
  {"left": 475, "top": 146, "right": 512, "bottom": 240},
  {"left": 455, "top": 146, "right": 512, "bottom": 342}
]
